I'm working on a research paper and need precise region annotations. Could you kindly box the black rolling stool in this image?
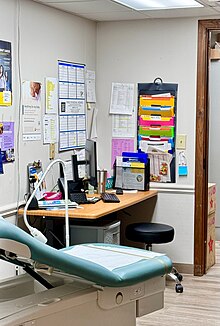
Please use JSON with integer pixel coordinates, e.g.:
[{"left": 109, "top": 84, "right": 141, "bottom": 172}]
[{"left": 125, "top": 222, "right": 183, "bottom": 293}]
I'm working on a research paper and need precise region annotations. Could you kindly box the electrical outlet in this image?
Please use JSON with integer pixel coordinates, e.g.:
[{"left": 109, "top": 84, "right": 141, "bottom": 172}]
[{"left": 176, "top": 134, "right": 186, "bottom": 149}]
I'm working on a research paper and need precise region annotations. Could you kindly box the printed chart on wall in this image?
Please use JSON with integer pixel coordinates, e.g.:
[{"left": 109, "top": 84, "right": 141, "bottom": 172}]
[
  {"left": 43, "top": 77, "right": 58, "bottom": 144},
  {"left": 0, "top": 40, "right": 12, "bottom": 106},
  {"left": 58, "top": 60, "right": 86, "bottom": 151}
]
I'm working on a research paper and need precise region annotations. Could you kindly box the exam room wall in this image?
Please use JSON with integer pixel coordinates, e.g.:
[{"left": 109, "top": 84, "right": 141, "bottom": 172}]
[
  {"left": 0, "top": 0, "right": 96, "bottom": 279},
  {"left": 96, "top": 18, "right": 198, "bottom": 265},
  {"left": 0, "top": 0, "right": 96, "bottom": 210}
]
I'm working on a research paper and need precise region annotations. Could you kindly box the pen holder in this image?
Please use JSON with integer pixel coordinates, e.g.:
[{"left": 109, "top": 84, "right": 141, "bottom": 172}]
[{"left": 97, "top": 170, "right": 107, "bottom": 194}]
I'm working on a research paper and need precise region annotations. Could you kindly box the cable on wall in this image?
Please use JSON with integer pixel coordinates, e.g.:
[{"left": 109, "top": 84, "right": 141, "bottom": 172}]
[{"left": 15, "top": 0, "right": 23, "bottom": 222}]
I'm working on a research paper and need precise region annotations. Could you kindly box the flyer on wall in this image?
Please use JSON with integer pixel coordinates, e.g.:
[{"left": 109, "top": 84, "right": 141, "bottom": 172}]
[
  {"left": 22, "top": 80, "right": 42, "bottom": 141},
  {"left": 0, "top": 40, "right": 12, "bottom": 106},
  {"left": 0, "top": 122, "right": 15, "bottom": 163}
]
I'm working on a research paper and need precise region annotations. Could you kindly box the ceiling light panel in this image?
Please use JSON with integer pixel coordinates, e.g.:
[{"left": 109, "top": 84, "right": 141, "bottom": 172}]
[{"left": 112, "top": 0, "right": 203, "bottom": 10}]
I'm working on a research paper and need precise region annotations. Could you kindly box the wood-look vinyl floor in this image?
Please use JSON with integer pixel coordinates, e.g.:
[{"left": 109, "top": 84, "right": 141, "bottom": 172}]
[{"left": 137, "top": 242, "right": 220, "bottom": 326}]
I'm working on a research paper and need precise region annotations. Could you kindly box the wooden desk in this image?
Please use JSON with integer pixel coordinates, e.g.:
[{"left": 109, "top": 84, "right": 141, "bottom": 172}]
[
  {"left": 18, "top": 190, "right": 157, "bottom": 220},
  {"left": 18, "top": 190, "right": 157, "bottom": 248}
]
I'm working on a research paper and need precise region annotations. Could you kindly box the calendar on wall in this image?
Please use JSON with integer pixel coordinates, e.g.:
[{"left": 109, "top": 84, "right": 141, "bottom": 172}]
[{"left": 58, "top": 60, "right": 86, "bottom": 151}]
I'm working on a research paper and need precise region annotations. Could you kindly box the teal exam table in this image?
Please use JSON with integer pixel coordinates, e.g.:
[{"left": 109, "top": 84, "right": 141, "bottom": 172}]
[{"left": 0, "top": 216, "right": 172, "bottom": 326}]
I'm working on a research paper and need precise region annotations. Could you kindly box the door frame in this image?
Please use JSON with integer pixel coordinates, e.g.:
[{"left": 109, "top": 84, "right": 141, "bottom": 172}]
[{"left": 195, "top": 19, "right": 220, "bottom": 275}]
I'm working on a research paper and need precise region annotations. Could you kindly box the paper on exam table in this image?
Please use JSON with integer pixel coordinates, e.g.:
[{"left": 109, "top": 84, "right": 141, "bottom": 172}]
[{"left": 64, "top": 244, "right": 165, "bottom": 272}]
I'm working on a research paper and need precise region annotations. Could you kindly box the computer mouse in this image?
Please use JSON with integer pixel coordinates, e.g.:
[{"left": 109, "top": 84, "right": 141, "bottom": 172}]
[{"left": 116, "top": 188, "right": 123, "bottom": 195}]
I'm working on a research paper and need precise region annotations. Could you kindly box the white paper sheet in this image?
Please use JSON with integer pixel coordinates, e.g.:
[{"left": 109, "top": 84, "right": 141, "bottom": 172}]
[
  {"left": 64, "top": 244, "right": 164, "bottom": 271},
  {"left": 43, "top": 115, "right": 58, "bottom": 144},
  {"left": 86, "top": 70, "right": 96, "bottom": 103},
  {"left": 112, "top": 110, "right": 136, "bottom": 138},
  {"left": 110, "top": 83, "right": 134, "bottom": 115}
]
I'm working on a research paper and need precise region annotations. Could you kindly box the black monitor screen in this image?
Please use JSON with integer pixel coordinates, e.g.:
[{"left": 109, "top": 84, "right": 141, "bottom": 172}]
[{"left": 85, "top": 139, "right": 97, "bottom": 188}]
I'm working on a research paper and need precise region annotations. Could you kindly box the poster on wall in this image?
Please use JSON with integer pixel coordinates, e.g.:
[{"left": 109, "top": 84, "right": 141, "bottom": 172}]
[
  {"left": 0, "top": 122, "right": 15, "bottom": 163},
  {"left": 58, "top": 60, "right": 86, "bottom": 151},
  {"left": 22, "top": 81, "right": 42, "bottom": 141},
  {"left": 0, "top": 40, "right": 12, "bottom": 106}
]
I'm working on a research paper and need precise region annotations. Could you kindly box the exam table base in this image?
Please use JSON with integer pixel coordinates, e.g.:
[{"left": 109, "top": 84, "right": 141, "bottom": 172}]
[{"left": 0, "top": 273, "right": 165, "bottom": 326}]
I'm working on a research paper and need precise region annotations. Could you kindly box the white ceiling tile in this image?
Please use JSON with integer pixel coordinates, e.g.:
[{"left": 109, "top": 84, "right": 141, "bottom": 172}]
[
  {"left": 79, "top": 10, "right": 149, "bottom": 21},
  {"left": 32, "top": 0, "right": 220, "bottom": 21},
  {"left": 144, "top": 6, "right": 218, "bottom": 18},
  {"left": 46, "top": 1, "right": 130, "bottom": 13}
]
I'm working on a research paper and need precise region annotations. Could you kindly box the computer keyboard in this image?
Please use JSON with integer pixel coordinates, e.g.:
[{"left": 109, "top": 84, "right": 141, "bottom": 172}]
[
  {"left": 100, "top": 193, "right": 120, "bottom": 203},
  {"left": 69, "top": 192, "right": 89, "bottom": 204},
  {"left": 69, "top": 192, "right": 100, "bottom": 204}
]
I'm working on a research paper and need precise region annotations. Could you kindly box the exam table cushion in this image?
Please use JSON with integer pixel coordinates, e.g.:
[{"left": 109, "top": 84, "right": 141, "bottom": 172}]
[{"left": 0, "top": 217, "right": 172, "bottom": 287}]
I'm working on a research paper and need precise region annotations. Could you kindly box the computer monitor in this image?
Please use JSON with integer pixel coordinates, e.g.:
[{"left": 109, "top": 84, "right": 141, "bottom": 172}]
[
  {"left": 85, "top": 139, "right": 98, "bottom": 188},
  {"left": 59, "top": 139, "right": 97, "bottom": 191}
]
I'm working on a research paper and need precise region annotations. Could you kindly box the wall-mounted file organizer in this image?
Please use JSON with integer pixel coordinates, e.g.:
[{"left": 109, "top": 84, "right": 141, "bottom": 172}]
[{"left": 137, "top": 79, "right": 178, "bottom": 183}]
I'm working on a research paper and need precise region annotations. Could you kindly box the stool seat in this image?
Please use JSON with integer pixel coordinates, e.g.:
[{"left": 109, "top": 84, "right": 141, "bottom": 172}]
[
  {"left": 125, "top": 222, "right": 174, "bottom": 244},
  {"left": 125, "top": 222, "right": 183, "bottom": 293}
]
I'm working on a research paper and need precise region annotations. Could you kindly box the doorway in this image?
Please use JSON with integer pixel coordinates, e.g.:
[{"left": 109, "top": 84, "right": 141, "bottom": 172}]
[{"left": 195, "top": 19, "right": 220, "bottom": 276}]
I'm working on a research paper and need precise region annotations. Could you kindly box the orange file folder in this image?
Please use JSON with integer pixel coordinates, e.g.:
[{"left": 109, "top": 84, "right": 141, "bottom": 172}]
[{"left": 139, "top": 106, "right": 174, "bottom": 117}]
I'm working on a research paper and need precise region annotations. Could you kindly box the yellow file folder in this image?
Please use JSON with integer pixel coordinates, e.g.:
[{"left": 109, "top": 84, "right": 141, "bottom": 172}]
[{"left": 140, "top": 95, "right": 175, "bottom": 107}]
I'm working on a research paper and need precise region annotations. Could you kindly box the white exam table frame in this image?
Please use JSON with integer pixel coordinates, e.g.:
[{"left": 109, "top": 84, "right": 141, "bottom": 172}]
[{"left": 0, "top": 217, "right": 172, "bottom": 326}]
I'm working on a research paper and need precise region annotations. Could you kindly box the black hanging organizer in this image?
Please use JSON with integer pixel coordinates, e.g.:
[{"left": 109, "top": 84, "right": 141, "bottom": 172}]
[{"left": 137, "top": 78, "right": 178, "bottom": 183}]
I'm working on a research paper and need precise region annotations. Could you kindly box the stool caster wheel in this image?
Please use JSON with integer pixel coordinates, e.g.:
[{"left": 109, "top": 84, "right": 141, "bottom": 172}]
[
  {"left": 175, "top": 272, "right": 183, "bottom": 282},
  {"left": 175, "top": 284, "right": 183, "bottom": 293}
]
